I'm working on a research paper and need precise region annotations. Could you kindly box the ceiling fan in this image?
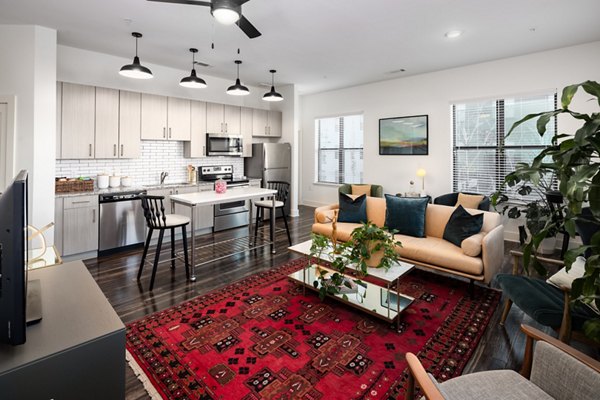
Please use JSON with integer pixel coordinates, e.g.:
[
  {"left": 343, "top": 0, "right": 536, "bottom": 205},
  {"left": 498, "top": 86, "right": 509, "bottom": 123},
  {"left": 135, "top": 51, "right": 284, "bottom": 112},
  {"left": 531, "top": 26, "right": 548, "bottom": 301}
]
[{"left": 147, "top": 0, "right": 261, "bottom": 39}]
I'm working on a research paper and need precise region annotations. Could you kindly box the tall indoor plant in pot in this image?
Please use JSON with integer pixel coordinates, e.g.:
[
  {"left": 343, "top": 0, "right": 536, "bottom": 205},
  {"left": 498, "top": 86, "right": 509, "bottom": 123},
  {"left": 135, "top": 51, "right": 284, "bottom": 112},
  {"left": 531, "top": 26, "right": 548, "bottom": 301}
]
[
  {"left": 492, "top": 80, "right": 600, "bottom": 341},
  {"left": 309, "top": 220, "right": 401, "bottom": 301}
]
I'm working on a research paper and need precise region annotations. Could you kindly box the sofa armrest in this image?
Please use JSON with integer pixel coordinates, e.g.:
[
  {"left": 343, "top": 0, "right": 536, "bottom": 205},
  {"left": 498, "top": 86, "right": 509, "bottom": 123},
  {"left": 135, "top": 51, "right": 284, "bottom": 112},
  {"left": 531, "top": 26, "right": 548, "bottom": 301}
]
[
  {"left": 482, "top": 224, "right": 504, "bottom": 284},
  {"left": 314, "top": 203, "right": 339, "bottom": 224}
]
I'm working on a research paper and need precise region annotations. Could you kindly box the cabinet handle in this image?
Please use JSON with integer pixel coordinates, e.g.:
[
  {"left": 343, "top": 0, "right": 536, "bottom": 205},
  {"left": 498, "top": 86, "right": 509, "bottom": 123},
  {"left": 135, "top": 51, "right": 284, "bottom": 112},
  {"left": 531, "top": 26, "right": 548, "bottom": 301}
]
[
  {"left": 92, "top": 209, "right": 96, "bottom": 223},
  {"left": 225, "top": 123, "right": 228, "bottom": 132},
  {"left": 113, "top": 144, "right": 117, "bottom": 156},
  {"left": 265, "top": 126, "right": 267, "bottom": 135},
  {"left": 163, "top": 127, "right": 166, "bottom": 138},
  {"left": 71, "top": 200, "right": 90, "bottom": 204},
  {"left": 89, "top": 144, "right": 92, "bottom": 156},
  {"left": 221, "top": 122, "right": 224, "bottom": 132},
  {"left": 121, "top": 144, "right": 124, "bottom": 157},
  {"left": 203, "top": 145, "right": 205, "bottom": 156},
  {"left": 169, "top": 127, "right": 172, "bottom": 138}
]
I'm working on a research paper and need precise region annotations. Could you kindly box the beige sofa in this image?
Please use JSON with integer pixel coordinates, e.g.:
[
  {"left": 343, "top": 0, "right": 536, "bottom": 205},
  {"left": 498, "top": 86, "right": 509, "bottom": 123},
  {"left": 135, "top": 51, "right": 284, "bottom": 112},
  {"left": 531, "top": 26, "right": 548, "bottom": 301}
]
[{"left": 312, "top": 196, "right": 504, "bottom": 285}]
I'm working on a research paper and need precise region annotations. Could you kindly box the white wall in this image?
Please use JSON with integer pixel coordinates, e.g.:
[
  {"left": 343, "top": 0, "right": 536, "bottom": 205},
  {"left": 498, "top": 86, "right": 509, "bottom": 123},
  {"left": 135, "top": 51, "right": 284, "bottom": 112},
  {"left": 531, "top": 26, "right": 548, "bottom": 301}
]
[
  {"left": 300, "top": 41, "right": 600, "bottom": 239},
  {"left": 0, "top": 25, "right": 57, "bottom": 243}
]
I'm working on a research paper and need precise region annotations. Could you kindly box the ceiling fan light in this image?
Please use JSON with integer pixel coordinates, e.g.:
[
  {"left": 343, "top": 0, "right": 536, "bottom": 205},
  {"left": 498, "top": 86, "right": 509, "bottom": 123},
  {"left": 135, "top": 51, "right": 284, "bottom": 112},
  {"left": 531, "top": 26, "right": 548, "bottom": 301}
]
[
  {"left": 119, "top": 56, "right": 153, "bottom": 79},
  {"left": 227, "top": 78, "right": 250, "bottom": 96},
  {"left": 180, "top": 69, "right": 207, "bottom": 88},
  {"left": 212, "top": 8, "right": 240, "bottom": 25},
  {"left": 263, "top": 86, "right": 283, "bottom": 102}
]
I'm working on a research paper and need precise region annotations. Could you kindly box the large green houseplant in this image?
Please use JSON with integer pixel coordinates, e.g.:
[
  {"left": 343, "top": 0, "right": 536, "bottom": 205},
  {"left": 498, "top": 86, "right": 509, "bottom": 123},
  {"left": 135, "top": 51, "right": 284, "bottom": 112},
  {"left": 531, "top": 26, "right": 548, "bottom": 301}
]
[
  {"left": 309, "top": 219, "right": 401, "bottom": 301},
  {"left": 492, "top": 80, "right": 600, "bottom": 341}
]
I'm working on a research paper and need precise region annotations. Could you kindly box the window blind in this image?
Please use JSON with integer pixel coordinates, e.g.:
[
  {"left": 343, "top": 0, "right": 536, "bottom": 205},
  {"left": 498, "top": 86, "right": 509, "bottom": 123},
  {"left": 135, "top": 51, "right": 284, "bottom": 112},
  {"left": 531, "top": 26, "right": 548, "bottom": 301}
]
[
  {"left": 315, "top": 114, "right": 364, "bottom": 184},
  {"left": 452, "top": 93, "right": 557, "bottom": 200}
]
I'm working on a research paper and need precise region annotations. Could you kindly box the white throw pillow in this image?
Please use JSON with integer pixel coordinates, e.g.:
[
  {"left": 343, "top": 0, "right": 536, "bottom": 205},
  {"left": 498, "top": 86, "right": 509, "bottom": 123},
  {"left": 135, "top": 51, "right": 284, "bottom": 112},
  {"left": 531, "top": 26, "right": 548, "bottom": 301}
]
[{"left": 547, "top": 257, "right": 599, "bottom": 314}]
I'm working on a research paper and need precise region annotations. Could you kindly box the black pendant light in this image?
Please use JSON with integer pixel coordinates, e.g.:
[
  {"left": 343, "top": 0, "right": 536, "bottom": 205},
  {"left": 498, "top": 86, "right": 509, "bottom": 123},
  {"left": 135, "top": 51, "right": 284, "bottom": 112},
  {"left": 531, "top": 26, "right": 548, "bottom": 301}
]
[
  {"left": 180, "top": 48, "right": 207, "bottom": 89},
  {"left": 262, "top": 69, "right": 283, "bottom": 102},
  {"left": 119, "top": 32, "right": 153, "bottom": 79},
  {"left": 226, "top": 60, "right": 250, "bottom": 96}
]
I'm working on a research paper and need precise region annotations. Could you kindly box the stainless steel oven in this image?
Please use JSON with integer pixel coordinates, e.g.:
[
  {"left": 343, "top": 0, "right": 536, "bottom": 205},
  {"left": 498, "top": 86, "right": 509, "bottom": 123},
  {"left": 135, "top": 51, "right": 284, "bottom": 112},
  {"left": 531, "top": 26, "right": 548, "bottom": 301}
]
[{"left": 206, "top": 133, "right": 243, "bottom": 156}]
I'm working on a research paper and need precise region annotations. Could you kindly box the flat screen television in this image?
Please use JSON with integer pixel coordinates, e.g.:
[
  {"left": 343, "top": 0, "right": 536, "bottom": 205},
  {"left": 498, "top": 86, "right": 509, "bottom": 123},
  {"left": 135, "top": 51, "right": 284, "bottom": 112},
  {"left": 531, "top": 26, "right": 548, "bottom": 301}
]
[{"left": 0, "top": 170, "right": 29, "bottom": 345}]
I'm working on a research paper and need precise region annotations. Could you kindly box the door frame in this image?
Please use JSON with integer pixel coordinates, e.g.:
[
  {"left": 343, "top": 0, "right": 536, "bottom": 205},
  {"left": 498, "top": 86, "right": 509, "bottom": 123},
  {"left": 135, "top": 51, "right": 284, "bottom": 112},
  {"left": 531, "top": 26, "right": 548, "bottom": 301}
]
[{"left": 0, "top": 95, "right": 16, "bottom": 190}]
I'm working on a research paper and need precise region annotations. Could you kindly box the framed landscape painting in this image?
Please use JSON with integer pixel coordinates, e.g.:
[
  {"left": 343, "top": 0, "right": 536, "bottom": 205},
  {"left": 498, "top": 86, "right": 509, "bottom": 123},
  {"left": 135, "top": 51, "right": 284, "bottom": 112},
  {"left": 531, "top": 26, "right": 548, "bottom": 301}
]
[{"left": 379, "top": 114, "right": 428, "bottom": 155}]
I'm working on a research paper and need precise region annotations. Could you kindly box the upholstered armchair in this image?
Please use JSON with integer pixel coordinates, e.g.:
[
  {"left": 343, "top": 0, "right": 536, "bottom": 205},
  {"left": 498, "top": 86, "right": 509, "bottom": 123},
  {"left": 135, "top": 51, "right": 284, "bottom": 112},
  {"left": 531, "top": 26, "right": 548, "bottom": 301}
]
[
  {"left": 338, "top": 183, "right": 383, "bottom": 198},
  {"left": 406, "top": 324, "right": 600, "bottom": 400},
  {"left": 434, "top": 192, "right": 490, "bottom": 210}
]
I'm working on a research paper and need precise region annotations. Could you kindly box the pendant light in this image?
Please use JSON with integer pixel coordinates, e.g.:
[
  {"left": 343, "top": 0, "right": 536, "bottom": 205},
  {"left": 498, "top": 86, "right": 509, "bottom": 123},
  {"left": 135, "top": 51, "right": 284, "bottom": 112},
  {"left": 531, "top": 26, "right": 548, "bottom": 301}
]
[
  {"left": 262, "top": 69, "right": 283, "bottom": 102},
  {"left": 226, "top": 60, "right": 250, "bottom": 96},
  {"left": 180, "top": 48, "right": 207, "bottom": 89},
  {"left": 119, "top": 32, "right": 153, "bottom": 79}
]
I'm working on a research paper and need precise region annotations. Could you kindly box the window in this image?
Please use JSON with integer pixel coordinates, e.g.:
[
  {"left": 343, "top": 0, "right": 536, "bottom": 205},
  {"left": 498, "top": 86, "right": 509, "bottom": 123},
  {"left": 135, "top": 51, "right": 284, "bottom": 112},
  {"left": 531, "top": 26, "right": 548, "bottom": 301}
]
[
  {"left": 452, "top": 93, "right": 557, "bottom": 198},
  {"left": 315, "top": 114, "right": 364, "bottom": 184}
]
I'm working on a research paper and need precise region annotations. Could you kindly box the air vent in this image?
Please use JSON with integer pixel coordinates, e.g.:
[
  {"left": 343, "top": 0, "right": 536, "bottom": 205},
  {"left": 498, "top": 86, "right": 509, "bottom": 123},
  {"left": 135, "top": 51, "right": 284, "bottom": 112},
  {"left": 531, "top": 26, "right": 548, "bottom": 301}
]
[{"left": 194, "top": 61, "right": 211, "bottom": 68}]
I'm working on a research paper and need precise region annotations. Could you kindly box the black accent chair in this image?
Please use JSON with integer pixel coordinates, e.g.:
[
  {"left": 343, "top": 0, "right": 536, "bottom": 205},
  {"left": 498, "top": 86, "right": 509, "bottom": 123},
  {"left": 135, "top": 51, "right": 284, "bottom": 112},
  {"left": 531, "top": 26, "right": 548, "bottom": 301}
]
[
  {"left": 434, "top": 192, "right": 490, "bottom": 211},
  {"left": 253, "top": 181, "right": 292, "bottom": 246},
  {"left": 138, "top": 195, "right": 190, "bottom": 291}
]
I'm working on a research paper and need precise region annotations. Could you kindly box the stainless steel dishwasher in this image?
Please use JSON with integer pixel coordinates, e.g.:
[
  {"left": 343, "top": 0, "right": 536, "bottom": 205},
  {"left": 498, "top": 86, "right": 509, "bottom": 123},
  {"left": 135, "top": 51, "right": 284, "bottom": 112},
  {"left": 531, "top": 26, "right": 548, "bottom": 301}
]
[{"left": 98, "top": 190, "right": 147, "bottom": 254}]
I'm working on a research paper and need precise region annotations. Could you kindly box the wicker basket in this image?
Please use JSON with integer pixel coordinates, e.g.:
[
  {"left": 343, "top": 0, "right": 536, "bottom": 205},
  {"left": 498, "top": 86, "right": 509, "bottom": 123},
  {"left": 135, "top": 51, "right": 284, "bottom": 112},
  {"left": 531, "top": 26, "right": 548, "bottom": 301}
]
[{"left": 55, "top": 178, "right": 94, "bottom": 193}]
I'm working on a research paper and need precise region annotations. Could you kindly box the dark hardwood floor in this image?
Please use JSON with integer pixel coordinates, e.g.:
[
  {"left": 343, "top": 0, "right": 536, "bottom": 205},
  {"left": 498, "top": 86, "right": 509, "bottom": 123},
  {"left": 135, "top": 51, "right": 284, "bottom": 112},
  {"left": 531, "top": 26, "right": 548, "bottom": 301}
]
[{"left": 83, "top": 205, "right": 593, "bottom": 399}]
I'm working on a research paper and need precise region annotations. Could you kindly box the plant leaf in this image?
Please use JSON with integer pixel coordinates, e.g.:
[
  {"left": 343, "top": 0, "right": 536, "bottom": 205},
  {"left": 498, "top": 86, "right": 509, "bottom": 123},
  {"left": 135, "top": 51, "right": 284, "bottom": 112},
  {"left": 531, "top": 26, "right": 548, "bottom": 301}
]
[{"left": 561, "top": 83, "right": 580, "bottom": 108}]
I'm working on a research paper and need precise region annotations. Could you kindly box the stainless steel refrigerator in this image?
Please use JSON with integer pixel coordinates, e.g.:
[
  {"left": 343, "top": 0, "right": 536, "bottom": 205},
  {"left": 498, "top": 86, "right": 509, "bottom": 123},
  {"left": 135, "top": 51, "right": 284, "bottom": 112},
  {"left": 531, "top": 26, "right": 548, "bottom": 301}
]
[{"left": 245, "top": 142, "right": 292, "bottom": 216}]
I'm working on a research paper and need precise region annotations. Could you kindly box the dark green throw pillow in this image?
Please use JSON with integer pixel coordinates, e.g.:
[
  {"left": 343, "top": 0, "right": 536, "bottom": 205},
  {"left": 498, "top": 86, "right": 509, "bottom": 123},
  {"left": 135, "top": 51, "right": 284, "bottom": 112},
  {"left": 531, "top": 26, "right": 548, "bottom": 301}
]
[
  {"left": 338, "top": 193, "right": 367, "bottom": 223},
  {"left": 384, "top": 194, "right": 429, "bottom": 237},
  {"left": 443, "top": 205, "right": 484, "bottom": 246}
]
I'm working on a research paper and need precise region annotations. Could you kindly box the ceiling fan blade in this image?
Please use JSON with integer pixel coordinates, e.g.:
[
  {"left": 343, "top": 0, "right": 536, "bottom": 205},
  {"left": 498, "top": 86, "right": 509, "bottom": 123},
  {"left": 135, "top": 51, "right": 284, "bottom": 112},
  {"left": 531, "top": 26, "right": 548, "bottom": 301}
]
[
  {"left": 146, "top": 0, "right": 211, "bottom": 7},
  {"left": 237, "top": 15, "right": 261, "bottom": 39}
]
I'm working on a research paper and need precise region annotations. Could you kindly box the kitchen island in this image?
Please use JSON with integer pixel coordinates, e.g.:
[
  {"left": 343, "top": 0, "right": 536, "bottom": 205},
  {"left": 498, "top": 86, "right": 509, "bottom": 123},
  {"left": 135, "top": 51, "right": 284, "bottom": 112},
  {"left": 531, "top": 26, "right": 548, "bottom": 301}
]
[{"left": 170, "top": 186, "right": 278, "bottom": 281}]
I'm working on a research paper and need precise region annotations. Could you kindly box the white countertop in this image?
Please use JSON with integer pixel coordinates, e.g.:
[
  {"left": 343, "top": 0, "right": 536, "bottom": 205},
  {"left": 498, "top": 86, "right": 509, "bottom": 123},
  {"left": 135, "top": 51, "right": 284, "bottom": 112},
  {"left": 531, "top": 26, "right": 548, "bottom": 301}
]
[{"left": 170, "top": 186, "right": 277, "bottom": 206}]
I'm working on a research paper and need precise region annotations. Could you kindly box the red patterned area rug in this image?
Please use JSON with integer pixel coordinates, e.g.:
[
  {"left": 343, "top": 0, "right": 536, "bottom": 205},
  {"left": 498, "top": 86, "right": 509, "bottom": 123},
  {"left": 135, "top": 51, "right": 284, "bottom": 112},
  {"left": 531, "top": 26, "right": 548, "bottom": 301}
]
[{"left": 126, "top": 258, "right": 500, "bottom": 400}]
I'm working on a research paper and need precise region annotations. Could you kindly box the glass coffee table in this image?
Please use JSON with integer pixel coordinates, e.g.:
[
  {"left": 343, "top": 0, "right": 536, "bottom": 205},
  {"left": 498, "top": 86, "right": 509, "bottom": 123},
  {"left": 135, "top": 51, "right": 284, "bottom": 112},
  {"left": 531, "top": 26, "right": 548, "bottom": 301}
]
[{"left": 288, "top": 240, "right": 415, "bottom": 331}]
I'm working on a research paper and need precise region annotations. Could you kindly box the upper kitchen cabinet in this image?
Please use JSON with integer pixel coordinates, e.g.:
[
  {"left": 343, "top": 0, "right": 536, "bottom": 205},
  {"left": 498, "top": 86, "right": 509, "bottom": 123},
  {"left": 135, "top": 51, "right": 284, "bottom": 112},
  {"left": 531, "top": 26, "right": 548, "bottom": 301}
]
[
  {"left": 206, "top": 102, "right": 241, "bottom": 134},
  {"left": 94, "top": 87, "right": 120, "bottom": 159},
  {"left": 167, "top": 97, "right": 191, "bottom": 140},
  {"left": 141, "top": 94, "right": 190, "bottom": 141},
  {"left": 119, "top": 90, "right": 141, "bottom": 158},
  {"left": 252, "top": 109, "right": 282, "bottom": 138},
  {"left": 141, "top": 93, "right": 168, "bottom": 140},
  {"left": 240, "top": 107, "right": 253, "bottom": 157},
  {"left": 61, "top": 83, "right": 96, "bottom": 159},
  {"left": 184, "top": 100, "right": 207, "bottom": 158}
]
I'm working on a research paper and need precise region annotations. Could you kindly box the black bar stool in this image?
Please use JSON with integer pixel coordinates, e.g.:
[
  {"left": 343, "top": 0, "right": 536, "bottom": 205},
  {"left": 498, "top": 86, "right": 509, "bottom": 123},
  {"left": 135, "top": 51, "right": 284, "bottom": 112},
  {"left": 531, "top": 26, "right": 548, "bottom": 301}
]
[
  {"left": 138, "top": 195, "right": 190, "bottom": 291},
  {"left": 253, "top": 181, "right": 292, "bottom": 246}
]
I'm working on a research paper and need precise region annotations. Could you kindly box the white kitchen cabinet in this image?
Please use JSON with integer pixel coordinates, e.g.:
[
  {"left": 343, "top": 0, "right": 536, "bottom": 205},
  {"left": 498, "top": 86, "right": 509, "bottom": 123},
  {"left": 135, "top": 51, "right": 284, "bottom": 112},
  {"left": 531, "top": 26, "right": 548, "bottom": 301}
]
[
  {"left": 62, "top": 195, "right": 99, "bottom": 256},
  {"left": 141, "top": 94, "right": 190, "bottom": 141},
  {"left": 141, "top": 93, "right": 168, "bottom": 140},
  {"left": 241, "top": 107, "right": 253, "bottom": 157},
  {"left": 148, "top": 186, "right": 214, "bottom": 231},
  {"left": 119, "top": 90, "right": 141, "bottom": 158},
  {"left": 252, "top": 109, "right": 282, "bottom": 138},
  {"left": 54, "top": 197, "right": 63, "bottom": 256},
  {"left": 206, "top": 102, "right": 240, "bottom": 134},
  {"left": 184, "top": 100, "right": 207, "bottom": 158},
  {"left": 61, "top": 83, "right": 96, "bottom": 159},
  {"left": 195, "top": 185, "right": 214, "bottom": 230},
  {"left": 56, "top": 82, "right": 62, "bottom": 159},
  {"left": 94, "top": 87, "right": 120, "bottom": 159},
  {"left": 167, "top": 97, "right": 191, "bottom": 140}
]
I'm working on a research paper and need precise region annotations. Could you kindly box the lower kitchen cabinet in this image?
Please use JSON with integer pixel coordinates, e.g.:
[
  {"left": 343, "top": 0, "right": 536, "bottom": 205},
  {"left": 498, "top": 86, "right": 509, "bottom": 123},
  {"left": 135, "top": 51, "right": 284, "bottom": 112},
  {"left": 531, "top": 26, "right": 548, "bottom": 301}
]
[
  {"left": 195, "top": 186, "right": 214, "bottom": 230},
  {"left": 147, "top": 186, "right": 214, "bottom": 232},
  {"left": 61, "top": 195, "right": 99, "bottom": 256}
]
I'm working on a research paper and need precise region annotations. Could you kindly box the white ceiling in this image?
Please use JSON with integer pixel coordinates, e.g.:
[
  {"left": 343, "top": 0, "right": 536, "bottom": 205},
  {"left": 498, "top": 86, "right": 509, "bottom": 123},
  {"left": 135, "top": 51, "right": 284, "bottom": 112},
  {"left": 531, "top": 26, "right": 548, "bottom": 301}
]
[{"left": 1, "top": 0, "right": 600, "bottom": 94}]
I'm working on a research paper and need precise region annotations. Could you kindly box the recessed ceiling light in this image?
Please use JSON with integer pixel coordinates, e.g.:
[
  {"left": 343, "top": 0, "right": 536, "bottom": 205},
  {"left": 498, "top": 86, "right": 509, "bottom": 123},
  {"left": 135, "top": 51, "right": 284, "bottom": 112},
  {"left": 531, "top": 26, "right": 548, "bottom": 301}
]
[{"left": 445, "top": 30, "right": 463, "bottom": 39}]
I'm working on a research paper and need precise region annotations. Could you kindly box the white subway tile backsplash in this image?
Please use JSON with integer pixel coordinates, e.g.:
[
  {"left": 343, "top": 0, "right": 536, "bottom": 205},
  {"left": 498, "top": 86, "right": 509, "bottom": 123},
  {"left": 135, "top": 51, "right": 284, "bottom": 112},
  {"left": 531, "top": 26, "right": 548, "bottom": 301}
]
[{"left": 56, "top": 140, "right": 244, "bottom": 185}]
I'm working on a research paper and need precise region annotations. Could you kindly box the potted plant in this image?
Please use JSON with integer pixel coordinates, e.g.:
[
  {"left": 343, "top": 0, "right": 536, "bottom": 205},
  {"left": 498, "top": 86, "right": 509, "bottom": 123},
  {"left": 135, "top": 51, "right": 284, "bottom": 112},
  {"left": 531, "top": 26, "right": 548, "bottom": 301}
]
[
  {"left": 492, "top": 80, "right": 600, "bottom": 341},
  {"left": 309, "top": 221, "right": 401, "bottom": 301}
]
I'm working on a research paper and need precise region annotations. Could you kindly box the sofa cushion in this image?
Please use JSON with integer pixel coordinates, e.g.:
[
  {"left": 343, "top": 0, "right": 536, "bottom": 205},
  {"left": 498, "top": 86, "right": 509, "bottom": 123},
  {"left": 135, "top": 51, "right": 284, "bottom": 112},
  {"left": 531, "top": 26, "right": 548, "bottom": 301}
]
[
  {"left": 338, "top": 193, "right": 367, "bottom": 223},
  {"left": 312, "top": 222, "right": 361, "bottom": 242},
  {"left": 316, "top": 209, "right": 336, "bottom": 224},
  {"left": 395, "top": 235, "right": 483, "bottom": 276},
  {"left": 351, "top": 184, "right": 371, "bottom": 196},
  {"left": 443, "top": 205, "right": 484, "bottom": 247},
  {"left": 455, "top": 193, "right": 485, "bottom": 209},
  {"left": 385, "top": 194, "right": 428, "bottom": 238},
  {"left": 461, "top": 232, "right": 484, "bottom": 257},
  {"left": 366, "top": 196, "right": 386, "bottom": 227}
]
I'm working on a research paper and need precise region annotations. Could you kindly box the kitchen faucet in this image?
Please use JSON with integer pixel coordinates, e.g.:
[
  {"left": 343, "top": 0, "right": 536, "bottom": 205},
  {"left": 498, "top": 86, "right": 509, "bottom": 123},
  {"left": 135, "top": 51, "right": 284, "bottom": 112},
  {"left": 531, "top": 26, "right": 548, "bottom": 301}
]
[{"left": 160, "top": 171, "right": 169, "bottom": 184}]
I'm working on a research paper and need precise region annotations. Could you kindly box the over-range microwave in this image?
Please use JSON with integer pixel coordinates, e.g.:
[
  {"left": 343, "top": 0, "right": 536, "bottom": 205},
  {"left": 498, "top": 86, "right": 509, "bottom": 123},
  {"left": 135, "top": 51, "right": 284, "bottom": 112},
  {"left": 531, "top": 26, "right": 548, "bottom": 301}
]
[{"left": 206, "top": 133, "right": 243, "bottom": 156}]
